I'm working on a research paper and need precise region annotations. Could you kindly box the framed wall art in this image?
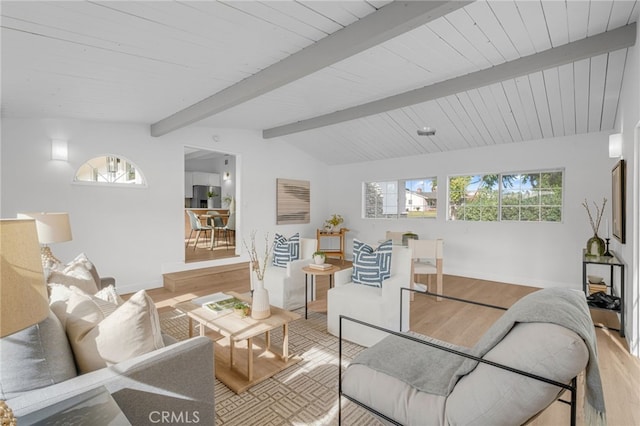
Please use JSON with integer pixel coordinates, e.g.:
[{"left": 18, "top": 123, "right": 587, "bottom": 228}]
[
  {"left": 276, "top": 178, "right": 310, "bottom": 225},
  {"left": 611, "top": 159, "right": 625, "bottom": 243}
]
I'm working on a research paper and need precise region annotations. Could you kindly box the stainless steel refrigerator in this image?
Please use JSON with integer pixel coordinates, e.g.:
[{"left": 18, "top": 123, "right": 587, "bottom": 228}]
[{"left": 191, "top": 185, "right": 221, "bottom": 208}]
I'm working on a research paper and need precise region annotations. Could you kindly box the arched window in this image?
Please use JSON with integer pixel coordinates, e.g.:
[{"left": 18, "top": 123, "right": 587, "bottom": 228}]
[{"left": 74, "top": 155, "right": 146, "bottom": 186}]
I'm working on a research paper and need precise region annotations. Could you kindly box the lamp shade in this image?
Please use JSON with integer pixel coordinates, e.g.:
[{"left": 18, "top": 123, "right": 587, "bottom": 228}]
[
  {"left": 17, "top": 212, "right": 72, "bottom": 244},
  {"left": 0, "top": 219, "right": 49, "bottom": 337}
]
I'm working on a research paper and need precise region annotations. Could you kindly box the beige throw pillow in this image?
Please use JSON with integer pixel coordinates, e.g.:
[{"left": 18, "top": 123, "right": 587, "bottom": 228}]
[{"left": 65, "top": 289, "right": 164, "bottom": 373}]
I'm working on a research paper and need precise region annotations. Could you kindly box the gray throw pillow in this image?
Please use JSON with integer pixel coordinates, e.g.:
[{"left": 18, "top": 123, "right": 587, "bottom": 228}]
[{"left": 0, "top": 311, "right": 77, "bottom": 400}]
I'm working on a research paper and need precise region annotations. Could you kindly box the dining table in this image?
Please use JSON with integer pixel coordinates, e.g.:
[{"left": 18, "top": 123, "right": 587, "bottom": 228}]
[{"left": 197, "top": 213, "right": 230, "bottom": 249}]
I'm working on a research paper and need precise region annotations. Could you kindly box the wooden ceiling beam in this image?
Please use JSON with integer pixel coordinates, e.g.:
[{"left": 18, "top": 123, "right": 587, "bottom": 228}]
[
  {"left": 263, "top": 23, "right": 636, "bottom": 139},
  {"left": 150, "top": 1, "right": 470, "bottom": 137}
]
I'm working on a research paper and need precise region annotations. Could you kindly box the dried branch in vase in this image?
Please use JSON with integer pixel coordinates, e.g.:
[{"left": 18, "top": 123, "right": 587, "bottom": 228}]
[
  {"left": 581, "top": 198, "right": 607, "bottom": 235},
  {"left": 243, "top": 230, "right": 272, "bottom": 281}
]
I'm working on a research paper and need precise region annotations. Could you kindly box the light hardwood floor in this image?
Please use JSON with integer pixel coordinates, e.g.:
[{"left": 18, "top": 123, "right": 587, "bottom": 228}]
[
  {"left": 184, "top": 235, "right": 238, "bottom": 263},
  {"left": 145, "top": 273, "right": 640, "bottom": 426}
]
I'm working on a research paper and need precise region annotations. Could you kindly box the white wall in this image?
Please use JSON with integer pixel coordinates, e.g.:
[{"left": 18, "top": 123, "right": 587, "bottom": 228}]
[
  {"left": 1, "top": 119, "right": 329, "bottom": 294},
  {"left": 613, "top": 26, "right": 640, "bottom": 356},
  {"left": 1, "top": 118, "right": 613, "bottom": 293},
  {"left": 326, "top": 132, "right": 613, "bottom": 289},
  {"left": 2, "top": 67, "right": 638, "bottom": 354}
]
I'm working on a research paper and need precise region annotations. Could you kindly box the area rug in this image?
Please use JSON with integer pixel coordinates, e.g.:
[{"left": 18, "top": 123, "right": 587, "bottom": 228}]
[{"left": 159, "top": 308, "right": 383, "bottom": 426}]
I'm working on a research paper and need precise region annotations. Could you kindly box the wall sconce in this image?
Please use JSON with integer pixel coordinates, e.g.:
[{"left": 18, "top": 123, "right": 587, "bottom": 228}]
[
  {"left": 223, "top": 171, "right": 231, "bottom": 181},
  {"left": 51, "top": 139, "right": 68, "bottom": 161},
  {"left": 609, "top": 133, "right": 623, "bottom": 158}
]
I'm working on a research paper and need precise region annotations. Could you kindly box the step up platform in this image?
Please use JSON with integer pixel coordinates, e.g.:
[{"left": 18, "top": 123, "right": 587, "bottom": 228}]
[{"left": 163, "top": 262, "right": 250, "bottom": 293}]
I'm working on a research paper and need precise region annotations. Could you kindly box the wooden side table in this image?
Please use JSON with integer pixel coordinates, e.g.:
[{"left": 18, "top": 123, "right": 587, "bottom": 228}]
[
  {"left": 302, "top": 265, "right": 340, "bottom": 319},
  {"left": 582, "top": 250, "right": 625, "bottom": 337}
]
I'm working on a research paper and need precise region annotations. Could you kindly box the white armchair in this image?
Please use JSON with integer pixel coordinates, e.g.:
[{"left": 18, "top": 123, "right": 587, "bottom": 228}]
[
  {"left": 327, "top": 245, "right": 412, "bottom": 347},
  {"left": 250, "top": 237, "right": 317, "bottom": 310}
]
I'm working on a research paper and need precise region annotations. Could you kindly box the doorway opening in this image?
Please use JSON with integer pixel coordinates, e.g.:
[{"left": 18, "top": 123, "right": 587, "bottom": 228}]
[{"left": 184, "top": 146, "right": 237, "bottom": 263}]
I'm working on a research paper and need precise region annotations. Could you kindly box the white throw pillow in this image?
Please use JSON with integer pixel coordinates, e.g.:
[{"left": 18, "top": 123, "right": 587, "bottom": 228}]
[
  {"left": 65, "top": 289, "right": 164, "bottom": 373},
  {"left": 67, "top": 253, "right": 102, "bottom": 287},
  {"left": 48, "top": 254, "right": 99, "bottom": 295},
  {"left": 48, "top": 283, "right": 74, "bottom": 326},
  {"left": 49, "top": 284, "right": 122, "bottom": 326},
  {"left": 94, "top": 284, "right": 124, "bottom": 306}
]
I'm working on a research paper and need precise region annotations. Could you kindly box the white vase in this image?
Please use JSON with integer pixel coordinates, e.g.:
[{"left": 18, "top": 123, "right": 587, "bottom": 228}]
[
  {"left": 314, "top": 255, "right": 325, "bottom": 265},
  {"left": 251, "top": 279, "right": 271, "bottom": 319},
  {"left": 207, "top": 198, "right": 214, "bottom": 209}
]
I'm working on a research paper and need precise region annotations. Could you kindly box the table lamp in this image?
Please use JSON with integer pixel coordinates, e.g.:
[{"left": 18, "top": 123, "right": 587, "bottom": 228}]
[
  {"left": 1, "top": 219, "right": 50, "bottom": 424},
  {"left": 17, "top": 212, "right": 72, "bottom": 268}
]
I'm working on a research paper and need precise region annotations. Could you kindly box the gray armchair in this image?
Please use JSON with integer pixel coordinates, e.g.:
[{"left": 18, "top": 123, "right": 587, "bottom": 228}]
[{"left": 338, "top": 288, "right": 603, "bottom": 425}]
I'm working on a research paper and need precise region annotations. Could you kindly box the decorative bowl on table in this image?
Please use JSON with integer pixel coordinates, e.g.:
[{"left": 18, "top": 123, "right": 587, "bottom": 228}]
[{"left": 587, "top": 275, "right": 603, "bottom": 284}]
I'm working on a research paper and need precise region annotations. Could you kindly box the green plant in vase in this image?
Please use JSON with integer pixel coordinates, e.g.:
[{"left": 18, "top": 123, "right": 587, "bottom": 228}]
[
  {"left": 233, "top": 302, "right": 250, "bottom": 318},
  {"left": 313, "top": 250, "right": 326, "bottom": 265},
  {"left": 324, "top": 214, "right": 344, "bottom": 232},
  {"left": 582, "top": 198, "right": 607, "bottom": 256}
]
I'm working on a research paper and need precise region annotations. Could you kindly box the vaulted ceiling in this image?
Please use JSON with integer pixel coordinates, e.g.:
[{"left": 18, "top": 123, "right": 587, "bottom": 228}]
[{"left": 1, "top": 1, "right": 638, "bottom": 165}]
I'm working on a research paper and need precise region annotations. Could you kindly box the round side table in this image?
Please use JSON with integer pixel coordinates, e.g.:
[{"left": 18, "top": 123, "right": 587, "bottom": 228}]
[{"left": 302, "top": 265, "right": 340, "bottom": 319}]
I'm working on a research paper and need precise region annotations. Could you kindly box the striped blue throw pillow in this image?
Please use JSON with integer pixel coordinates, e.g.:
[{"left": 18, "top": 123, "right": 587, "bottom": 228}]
[
  {"left": 351, "top": 239, "right": 392, "bottom": 287},
  {"left": 272, "top": 233, "right": 300, "bottom": 267}
]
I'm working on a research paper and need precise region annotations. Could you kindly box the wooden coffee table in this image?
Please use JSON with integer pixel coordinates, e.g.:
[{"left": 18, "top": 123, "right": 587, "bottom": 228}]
[{"left": 173, "top": 291, "right": 301, "bottom": 393}]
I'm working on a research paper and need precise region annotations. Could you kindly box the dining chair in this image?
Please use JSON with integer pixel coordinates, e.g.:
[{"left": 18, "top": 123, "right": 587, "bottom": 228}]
[
  {"left": 186, "top": 210, "right": 213, "bottom": 250},
  {"left": 210, "top": 216, "right": 226, "bottom": 248},
  {"left": 408, "top": 238, "right": 444, "bottom": 300},
  {"left": 222, "top": 212, "right": 236, "bottom": 248},
  {"left": 384, "top": 231, "right": 405, "bottom": 245},
  {"left": 205, "top": 210, "right": 220, "bottom": 227}
]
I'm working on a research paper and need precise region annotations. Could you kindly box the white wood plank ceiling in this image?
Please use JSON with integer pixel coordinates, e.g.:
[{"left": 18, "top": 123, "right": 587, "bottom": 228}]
[{"left": 1, "top": 1, "right": 638, "bottom": 165}]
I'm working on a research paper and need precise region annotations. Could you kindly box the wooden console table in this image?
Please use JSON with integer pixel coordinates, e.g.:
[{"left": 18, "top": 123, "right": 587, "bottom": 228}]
[{"left": 317, "top": 228, "right": 349, "bottom": 259}]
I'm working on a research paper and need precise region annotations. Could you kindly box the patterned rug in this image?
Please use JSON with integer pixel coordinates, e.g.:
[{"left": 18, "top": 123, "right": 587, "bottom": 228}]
[{"left": 159, "top": 308, "right": 383, "bottom": 426}]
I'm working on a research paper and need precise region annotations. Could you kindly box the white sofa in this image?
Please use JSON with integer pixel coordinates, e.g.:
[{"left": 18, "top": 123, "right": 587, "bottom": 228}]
[
  {"left": 327, "top": 245, "right": 412, "bottom": 347},
  {"left": 251, "top": 237, "right": 317, "bottom": 310}
]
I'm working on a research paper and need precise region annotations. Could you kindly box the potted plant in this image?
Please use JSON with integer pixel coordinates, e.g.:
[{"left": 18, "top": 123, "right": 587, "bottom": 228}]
[
  {"left": 206, "top": 189, "right": 218, "bottom": 209},
  {"left": 324, "top": 214, "right": 344, "bottom": 232},
  {"left": 313, "top": 251, "right": 326, "bottom": 265},
  {"left": 402, "top": 232, "right": 418, "bottom": 246},
  {"left": 233, "top": 302, "right": 250, "bottom": 318}
]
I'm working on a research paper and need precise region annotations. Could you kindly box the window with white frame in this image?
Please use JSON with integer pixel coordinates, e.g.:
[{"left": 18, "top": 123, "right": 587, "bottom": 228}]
[
  {"left": 364, "top": 178, "right": 437, "bottom": 219},
  {"left": 448, "top": 170, "right": 563, "bottom": 222},
  {"left": 74, "top": 155, "right": 146, "bottom": 186}
]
